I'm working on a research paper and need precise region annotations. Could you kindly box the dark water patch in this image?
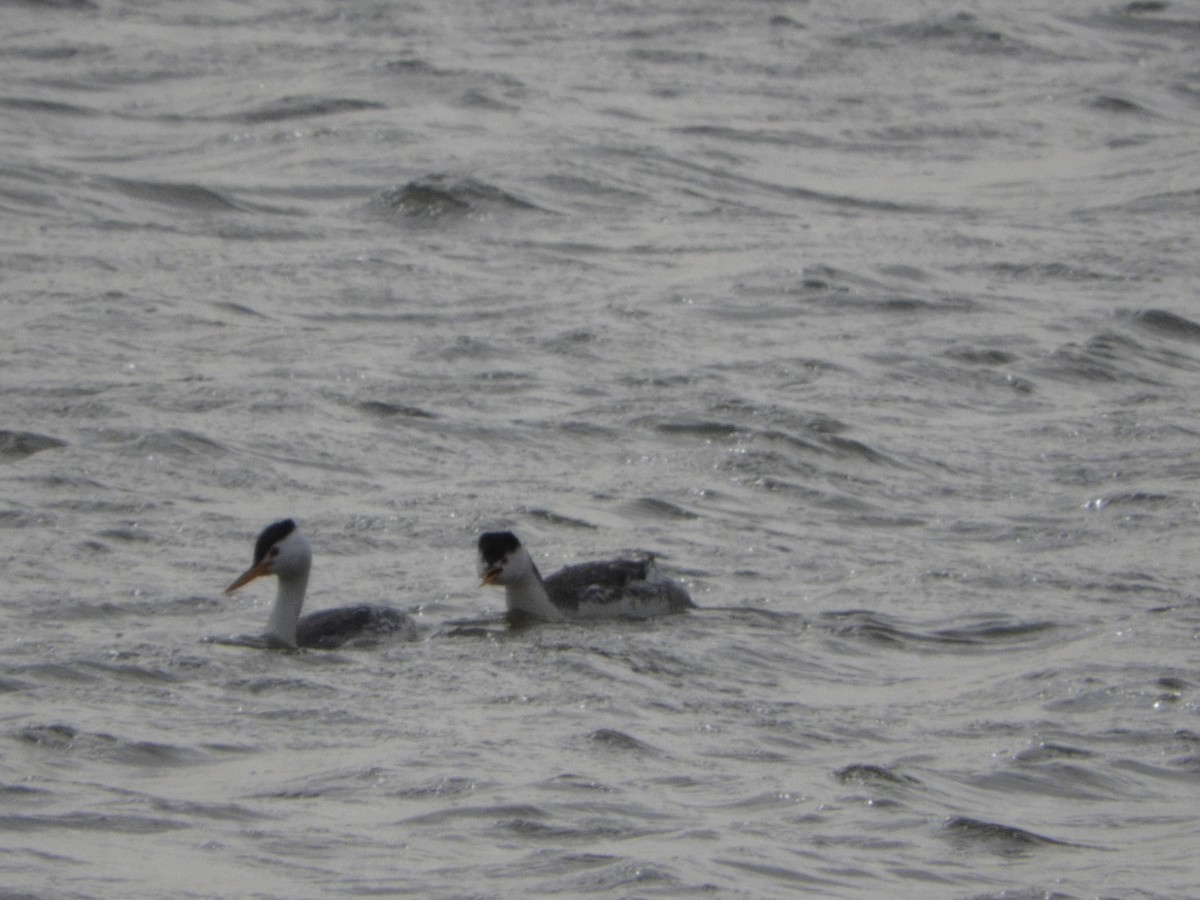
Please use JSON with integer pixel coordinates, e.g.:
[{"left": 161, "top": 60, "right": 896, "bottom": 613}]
[
  {"left": 755, "top": 428, "right": 827, "bottom": 457},
  {"left": 16, "top": 723, "right": 204, "bottom": 767},
  {"left": 941, "top": 816, "right": 1080, "bottom": 856},
  {"left": 17, "top": 723, "right": 80, "bottom": 749},
  {"left": 229, "top": 95, "right": 384, "bottom": 124},
  {"left": 384, "top": 57, "right": 448, "bottom": 77},
  {"left": 715, "top": 791, "right": 811, "bottom": 814},
  {"left": 1089, "top": 94, "right": 1154, "bottom": 116},
  {"left": 0, "top": 95, "right": 97, "bottom": 116},
  {"left": 835, "top": 764, "right": 920, "bottom": 786},
  {"left": 222, "top": 673, "right": 336, "bottom": 693},
  {"left": 972, "top": 765, "right": 1127, "bottom": 802},
  {"left": 13, "top": 663, "right": 102, "bottom": 684},
  {"left": 146, "top": 796, "right": 266, "bottom": 823},
  {"left": 536, "top": 170, "right": 651, "bottom": 209},
  {"left": 822, "top": 611, "right": 1058, "bottom": 653},
  {"left": 524, "top": 507, "right": 598, "bottom": 530},
  {"left": 588, "top": 729, "right": 661, "bottom": 755},
  {"left": 391, "top": 776, "right": 483, "bottom": 800},
  {"left": 655, "top": 420, "right": 741, "bottom": 439},
  {"left": 631, "top": 147, "right": 957, "bottom": 216},
  {"left": 111, "top": 427, "right": 228, "bottom": 460},
  {"left": 734, "top": 473, "right": 824, "bottom": 499},
  {"left": 0, "top": 430, "right": 66, "bottom": 461},
  {"left": 1090, "top": 3, "right": 1200, "bottom": 36},
  {"left": 1039, "top": 333, "right": 1164, "bottom": 385},
  {"left": 735, "top": 425, "right": 898, "bottom": 469},
  {"left": 4, "top": 0, "right": 99, "bottom": 10},
  {"left": 822, "top": 610, "right": 926, "bottom": 649},
  {"left": 1156, "top": 676, "right": 1191, "bottom": 692},
  {"left": 1093, "top": 186, "right": 1200, "bottom": 217},
  {"left": 2, "top": 40, "right": 93, "bottom": 60},
  {"left": 414, "top": 334, "right": 505, "bottom": 363},
  {"left": 930, "top": 618, "right": 1059, "bottom": 647},
  {"left": 400, "top": 803, "right": 550, "bottom": 827},
  {"left": 890, "top": 12, "right": 1010, "bottom": 51},
  {"left": 1111, "top": 757, "right": 1200, "bottom": 785},
  {"left": 1127, "top": 308, "right": 1200, "bottom": 341},
  {"left": 0, "top": 811, "right": 187, "bottom": 833},
  {"left": 438, "top": 617, "right": 511, "bottom": 638},
  {"left": 356, "top": 399, "right": 438, "bottom": 419},
  {"left": 1058, "top": 324, "right": 1200, "bottom": 383},
  {"left": 855, "top": 11, "right": 1066, "bottom": 62},
  {"left": 544, "top": 774, "right": 620, "bottom": 795},
  {"left": 618, "top": 496, "right": 698, "bottom": 521},
  {"left": 494, "top": 814, "right": 658, "bottom": 842},
  {"left": 95, "top": 525, "right": 154, "bottom": 543},
  {"left": 459, "top": 87, "right": 519, "bottom": 112},
  {"left": 973, "top": 260, "right": 1122, "bottom": 283},
  {"left": 714, "top": 857, "right": 847, "bottom": 889},
  {"left": 536, "top": 857, "right": 679, "bottom": 893},
  {"left": 1014, "top": 742, "right": 1098, "bottom": 764},
  {"left": 824, "top": 435, "right": 903, "bottom": 467},
  {"left": 371, "top": 174, "right": 544, "bottom": 222},
  {"left": 674, "top": 123, "right": 832, "bottom": 150},
  {"left": 76, "top": 659, "right": 181, "bottom": 684},
  {"left": 0, "top": 783, "right": 51, "bottom": 802},
  {"left": 707, "top": 606, "right": 807, "bottom": 628},
  {"left": 213, "top": 300, "right": 269, "bottom": 319},
  {"left": 103, "top": 177, "right": 248, "bottom": 214},
  {"left": 1084, "top": 490, "right": 1174, "bottom": 511},
  {"left": 393, "top": 777, "right": 487, "bottom": 801},
  {"left": 105, "top": 739, "right": 206, "bottom": 767},
  {"left": 0, "top": 674, "right": 32, "bottom": 691},
  {"left": 942, "top": 345, "right": 1019, "bottom": 366}
]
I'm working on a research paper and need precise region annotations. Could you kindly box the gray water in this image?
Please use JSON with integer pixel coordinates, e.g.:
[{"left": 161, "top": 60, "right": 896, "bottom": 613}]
[{"left": 3, "top": 1, "right": 1200, "bottom": 897}]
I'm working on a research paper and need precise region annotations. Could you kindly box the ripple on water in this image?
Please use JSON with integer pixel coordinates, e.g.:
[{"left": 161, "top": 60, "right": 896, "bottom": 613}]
[
  {"left": 820, "top": 610, "right": 1061, "bottom": 654},
  {"left": 941, "top": 816, "right": 1083, "bottom": 857},
  {"left": 16, "top": 723, "right": 210, "bottom": 768},
  {"left": 0, "top": 430, "right": 66, "bottom": 461},
  {"left": 368, "top": 174, "right": 547, "bottom": 223}
]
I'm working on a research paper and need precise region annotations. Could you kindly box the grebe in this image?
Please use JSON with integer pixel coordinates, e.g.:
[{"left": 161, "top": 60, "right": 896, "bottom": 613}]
[
  {"left": 477, "top": 531, "right": 694, "bottom": 622},
  {"left": 224, "top": 519, "right": 418, "bottom": 649}
]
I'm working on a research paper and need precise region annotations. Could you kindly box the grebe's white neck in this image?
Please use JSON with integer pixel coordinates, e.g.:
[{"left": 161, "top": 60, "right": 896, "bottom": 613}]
[
  {"left": 497, "top": 549, "right": 565, "bottom": 621},
  {"left": 225, "top": 522, "right": 313, "bottom": 649},
  {"left": 265, "top": 566, "right": 309, "bottom": 648},
  {"left": 479, "top": 536, "right": 565, "bottom": 621},
  {"left": 261, "top": 528, "right": 311, "bottom": 647}
]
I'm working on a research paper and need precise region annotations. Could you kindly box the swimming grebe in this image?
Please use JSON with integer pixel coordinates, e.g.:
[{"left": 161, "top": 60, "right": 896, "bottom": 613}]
[
  {"left": 224, "top": 519, "right": 417, "bottom": 649},
  {"left": 477, "top": 531, "right": 693, "bottom": 621}
]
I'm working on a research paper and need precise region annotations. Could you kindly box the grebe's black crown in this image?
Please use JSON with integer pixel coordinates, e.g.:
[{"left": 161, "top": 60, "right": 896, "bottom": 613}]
[
  {"left": 254, "top": 519, "right": 297, "bottom": 564},
  {"left": 478, "top": 531, "right": 521, "bottom": 565}
]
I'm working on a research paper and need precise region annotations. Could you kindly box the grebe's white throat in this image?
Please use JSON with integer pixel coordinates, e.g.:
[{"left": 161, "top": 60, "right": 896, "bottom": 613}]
[
  {"left": 478, "top": 531, "right": 694, "bottom": 622},
  {"left": 224, "top": 519, "right": 417, "bottom": 649}
]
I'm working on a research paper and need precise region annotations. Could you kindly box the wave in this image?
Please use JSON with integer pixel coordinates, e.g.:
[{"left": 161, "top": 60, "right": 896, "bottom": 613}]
[
  {"left": 942, "top": 816, "right": 1081, "bottom": 856},
  {"left": 369, "top": 174, "right": 547, "bottom": 223},
  {"left": 0, "top": 430, "right": 66, "bottom": 461},
  {"left": 821, "top": 610, "right": 1060, "bottom": 653}
]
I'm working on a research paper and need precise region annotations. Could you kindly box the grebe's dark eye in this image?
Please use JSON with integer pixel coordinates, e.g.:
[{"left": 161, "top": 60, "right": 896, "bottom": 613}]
[{"left": 269, "top": 547, "right": 281, "bottom": 558}]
